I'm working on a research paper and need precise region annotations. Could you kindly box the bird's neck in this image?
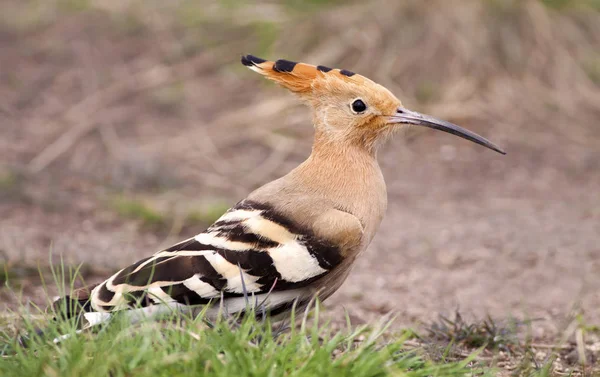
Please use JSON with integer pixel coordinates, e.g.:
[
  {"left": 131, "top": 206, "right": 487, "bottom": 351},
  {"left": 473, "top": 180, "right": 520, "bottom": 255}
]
[
  {"left": 300, "top": 128, "right": 383, "bottom": 180},
  {"left": 289, "top": 132, "right": 388, "bottom": 237}
]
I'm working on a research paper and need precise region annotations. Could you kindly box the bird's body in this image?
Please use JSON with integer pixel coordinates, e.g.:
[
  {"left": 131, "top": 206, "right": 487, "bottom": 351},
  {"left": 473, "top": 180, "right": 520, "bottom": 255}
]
[{"left": 54, "top": 55, "right": 505, "bottom": 328}]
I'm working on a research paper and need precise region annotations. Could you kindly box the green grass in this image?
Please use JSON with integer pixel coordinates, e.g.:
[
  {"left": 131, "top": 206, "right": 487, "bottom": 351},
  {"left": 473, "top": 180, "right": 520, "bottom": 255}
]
[
  {"left": 0, "top": 167, "right": 28, "bottom": 204},
  {"left": 150, "top": 82, "right": 186, "bottom": 114},
  {"left": 0, "top": 304, "right": 486, "bottom": 377},
  {"left": 541, "top": 0, "right": 600, "bottom": 10},
  {"left": 57, "top": 0, "right": 92, "bottom": 13},
  {"left": 427, "top": 311, "right": 522, "bottom": 351},
  {"left": 414, "top": 81, "right": 440, "bottom": 105},
  {"left": 0, "top": 263, "right": 487, "bottom": 377},
  {"left": 108, "top": 195, "right": 232, "bottom": 232},
  {"left": 583, "top": 55, "right": 600, "bottom": 85},
  {"left": 109, "top": 196, "right": 166, "bottom": 228},
  {"left": 185, "top": 201, "right": 231, "bottom": 226},
  {"left": 1, "top": 262, "right": 591, "bottom": 376}
]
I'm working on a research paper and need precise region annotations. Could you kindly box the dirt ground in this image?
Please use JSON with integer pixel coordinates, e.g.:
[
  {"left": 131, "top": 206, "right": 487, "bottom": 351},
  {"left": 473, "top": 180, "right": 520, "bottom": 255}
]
[{"left": 1, "top": 0, "right": 599, "bottom": 350}]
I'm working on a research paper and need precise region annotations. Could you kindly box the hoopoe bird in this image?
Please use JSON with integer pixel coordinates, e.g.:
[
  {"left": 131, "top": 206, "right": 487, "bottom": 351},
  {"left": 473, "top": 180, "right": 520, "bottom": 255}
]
[{"left": 53, "top": 55, "right": 505, "bottom": 329}]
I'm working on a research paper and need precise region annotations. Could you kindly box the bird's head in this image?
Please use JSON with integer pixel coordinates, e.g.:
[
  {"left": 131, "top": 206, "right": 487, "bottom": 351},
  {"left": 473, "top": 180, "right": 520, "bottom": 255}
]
[{"left": 242, "top": 55, "right": 505, "bottom": 155}]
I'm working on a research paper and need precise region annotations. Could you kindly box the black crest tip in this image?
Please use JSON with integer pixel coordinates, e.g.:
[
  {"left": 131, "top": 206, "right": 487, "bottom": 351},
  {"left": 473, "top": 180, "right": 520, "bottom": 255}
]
[
  {"left": 339, "top": 69, "right": 356, "bottom": 77},
  {"left": 273, "top": 59, "right": 298, "bottom": 73},
  {"left": 241, "top": 54, "right": 267, "bottom": 67},
  {"left": 317, "top": 65, "right": 333, "bottom": 72}
]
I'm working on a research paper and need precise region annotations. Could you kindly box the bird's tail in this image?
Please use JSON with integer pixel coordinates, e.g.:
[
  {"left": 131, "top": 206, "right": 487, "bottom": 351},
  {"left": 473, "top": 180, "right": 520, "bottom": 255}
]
[
  {"left": 16, "top": 285, "right": 109, "bottom": 347},
  {"left": 49, "top": 283, "right": 103, "bottom": 323},
  {"left": 51, "top": 285, "right": 96, "bottom": 320}
]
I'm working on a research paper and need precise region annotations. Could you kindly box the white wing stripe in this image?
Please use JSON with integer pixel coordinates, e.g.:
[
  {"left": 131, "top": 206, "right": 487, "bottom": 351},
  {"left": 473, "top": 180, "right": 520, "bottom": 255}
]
[
  {"left": 243, "top": 216, "right": 296, "bottom": 244},
  {"left": 148, "top": 286, "right": 176, "bottom": 304},
  {"left": 153, "top": 250, "right": 212, "bottom": 258},
  {"left": 268, "top": 242, "right": 327, "bottom": 283},
  {"left": 216, "top": 209, "right": 262, "bottom": 223},
  {"left": 183, "top": 274, "right": 219, "bottom": 297},
  {"left": 203, "top": 251, "right": 262, "bottom": 293},
  {"left": 195, "top": 232, "right": 257, "bottom": 251}
]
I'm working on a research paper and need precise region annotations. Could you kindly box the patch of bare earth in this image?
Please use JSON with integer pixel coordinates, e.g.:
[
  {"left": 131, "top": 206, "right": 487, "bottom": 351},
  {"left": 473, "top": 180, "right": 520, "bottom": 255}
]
[{"left": 1, "top": 0, "right": 599, "bottom": 374}]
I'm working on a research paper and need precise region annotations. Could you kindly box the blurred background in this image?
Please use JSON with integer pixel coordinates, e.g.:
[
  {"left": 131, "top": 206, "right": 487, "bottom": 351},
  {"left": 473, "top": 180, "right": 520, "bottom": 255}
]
[{"left": 0, "top": 0, "right": 599, "bottom": 334}]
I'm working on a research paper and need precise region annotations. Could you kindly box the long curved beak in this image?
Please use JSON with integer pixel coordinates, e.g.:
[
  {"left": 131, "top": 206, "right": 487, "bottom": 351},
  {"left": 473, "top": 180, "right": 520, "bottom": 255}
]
[{"left": 389, "top": 107, "right": 506, "bottom": 155}]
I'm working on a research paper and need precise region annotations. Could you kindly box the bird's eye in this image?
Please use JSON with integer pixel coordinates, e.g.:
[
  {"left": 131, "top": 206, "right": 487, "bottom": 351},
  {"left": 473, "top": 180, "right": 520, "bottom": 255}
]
[{"left": 351, "top": 99, "right": 367, "bottom": 114}]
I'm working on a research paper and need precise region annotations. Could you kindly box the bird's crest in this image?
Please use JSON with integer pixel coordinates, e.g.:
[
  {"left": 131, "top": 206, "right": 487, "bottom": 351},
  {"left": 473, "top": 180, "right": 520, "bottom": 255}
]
[{"left": 241, "top": 54, "right": 367, "bottom": 96}]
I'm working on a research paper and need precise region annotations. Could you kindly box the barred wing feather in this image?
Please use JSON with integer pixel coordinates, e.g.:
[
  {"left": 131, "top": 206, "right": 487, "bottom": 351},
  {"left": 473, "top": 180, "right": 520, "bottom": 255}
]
[{"left": 87, "top": 200, "right": 343, "bottom": 314}]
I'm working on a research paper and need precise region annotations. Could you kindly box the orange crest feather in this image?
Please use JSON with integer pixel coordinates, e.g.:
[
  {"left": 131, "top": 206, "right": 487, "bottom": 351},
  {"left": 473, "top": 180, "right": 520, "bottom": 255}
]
[{"left": 241, "top": 55, "right": 361, "bottom": 95}]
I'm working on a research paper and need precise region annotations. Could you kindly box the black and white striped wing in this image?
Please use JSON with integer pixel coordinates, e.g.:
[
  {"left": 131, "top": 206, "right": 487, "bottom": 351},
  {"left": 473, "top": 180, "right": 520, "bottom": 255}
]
[{"left": 89, "top": 200, "right": 343, "bottom": 313}]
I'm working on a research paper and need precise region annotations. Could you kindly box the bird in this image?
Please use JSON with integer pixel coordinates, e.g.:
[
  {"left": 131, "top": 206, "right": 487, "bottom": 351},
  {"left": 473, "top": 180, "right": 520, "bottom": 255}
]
[{"left": 52, "top": 55, "right": 505, "bottom": 330}]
